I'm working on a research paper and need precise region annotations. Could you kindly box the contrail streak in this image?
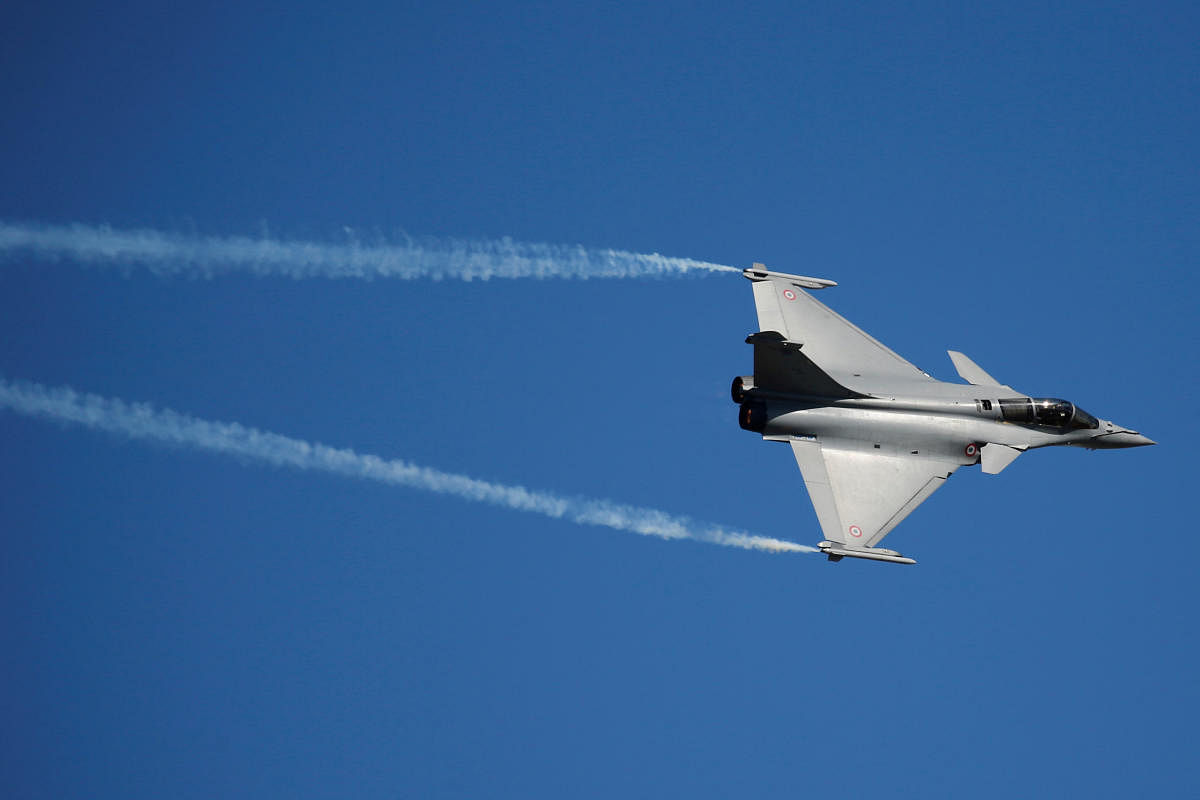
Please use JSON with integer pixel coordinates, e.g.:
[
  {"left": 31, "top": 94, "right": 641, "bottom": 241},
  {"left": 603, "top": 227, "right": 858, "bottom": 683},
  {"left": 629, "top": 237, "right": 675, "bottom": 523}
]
[
  {"left": 0, "top": 378, "right": 813, "bottom": 554},
  {"left": 0, "top": 221, "right": 739, "bottom": 280}
]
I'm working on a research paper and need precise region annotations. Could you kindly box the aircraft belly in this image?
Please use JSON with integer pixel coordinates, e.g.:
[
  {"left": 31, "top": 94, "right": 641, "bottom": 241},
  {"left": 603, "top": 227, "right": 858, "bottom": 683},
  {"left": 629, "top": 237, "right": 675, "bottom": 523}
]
[{"left": 763, "top": 406, "right": 983, "bottom": 462}]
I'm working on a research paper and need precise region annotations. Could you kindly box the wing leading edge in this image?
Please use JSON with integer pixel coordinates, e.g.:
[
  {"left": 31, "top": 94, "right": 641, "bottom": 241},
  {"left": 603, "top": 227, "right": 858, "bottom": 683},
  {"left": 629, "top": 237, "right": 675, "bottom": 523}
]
[{"left": 745, "top": 269, "right": 935, "bottom": 392}]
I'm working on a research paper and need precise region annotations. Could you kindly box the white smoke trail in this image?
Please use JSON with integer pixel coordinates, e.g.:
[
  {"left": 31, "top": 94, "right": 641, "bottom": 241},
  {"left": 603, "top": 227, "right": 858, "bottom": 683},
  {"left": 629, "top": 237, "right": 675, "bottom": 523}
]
[
  {"left": 0, "top": 221, "right": 739, "bottom": 281},
  {"left": 0, "top": 378, "right": 813, "bottom": 554}
]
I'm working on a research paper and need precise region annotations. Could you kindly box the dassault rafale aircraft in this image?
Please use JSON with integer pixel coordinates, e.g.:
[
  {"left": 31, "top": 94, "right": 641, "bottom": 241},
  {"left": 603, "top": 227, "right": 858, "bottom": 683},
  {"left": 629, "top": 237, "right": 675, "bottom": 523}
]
[{"left": 732, "top": 264, "right": 1154, "bottom": 565}]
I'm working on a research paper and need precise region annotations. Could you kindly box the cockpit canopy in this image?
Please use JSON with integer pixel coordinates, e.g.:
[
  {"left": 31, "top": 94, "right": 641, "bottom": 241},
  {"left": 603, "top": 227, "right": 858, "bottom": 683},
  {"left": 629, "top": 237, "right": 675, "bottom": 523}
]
[{"left": 999, "top": 397, "right": 1099, "bottom": 430}]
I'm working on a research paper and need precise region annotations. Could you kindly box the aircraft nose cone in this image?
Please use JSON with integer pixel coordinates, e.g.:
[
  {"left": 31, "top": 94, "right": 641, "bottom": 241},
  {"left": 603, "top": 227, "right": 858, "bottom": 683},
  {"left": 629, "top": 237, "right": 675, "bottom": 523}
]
[{"left": 1096, "top": 431, "right": 1156, "bottom": 448}]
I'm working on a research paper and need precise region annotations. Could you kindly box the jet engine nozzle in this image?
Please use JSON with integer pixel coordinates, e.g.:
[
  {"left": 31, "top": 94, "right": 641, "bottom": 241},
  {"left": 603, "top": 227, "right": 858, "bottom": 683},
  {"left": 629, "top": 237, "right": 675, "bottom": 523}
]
[
  {"left": 738, "top": 400, "right": 768, "bottom": 433},
  {"left": 730, "top": 375, "right": 755, "bottom": 404}
]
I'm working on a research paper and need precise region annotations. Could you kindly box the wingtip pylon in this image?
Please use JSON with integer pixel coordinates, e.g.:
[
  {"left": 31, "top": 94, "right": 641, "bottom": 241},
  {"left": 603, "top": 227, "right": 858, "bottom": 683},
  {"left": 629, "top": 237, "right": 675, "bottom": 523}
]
[
  {"left": 744, "top": 263, "right": 837, "bottom": 289},
  {"left": 818, "top": 541, "right": 917, "bottom": 565}
]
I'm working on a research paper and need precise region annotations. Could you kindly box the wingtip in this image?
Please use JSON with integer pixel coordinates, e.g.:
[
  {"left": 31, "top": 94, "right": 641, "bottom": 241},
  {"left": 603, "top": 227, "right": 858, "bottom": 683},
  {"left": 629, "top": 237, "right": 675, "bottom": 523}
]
[
  {"left": 817, "top": 542, "right": 917, "bottom": 565},
  {"left": 743, "top": 264, "right": 837, "bottom": 289}
]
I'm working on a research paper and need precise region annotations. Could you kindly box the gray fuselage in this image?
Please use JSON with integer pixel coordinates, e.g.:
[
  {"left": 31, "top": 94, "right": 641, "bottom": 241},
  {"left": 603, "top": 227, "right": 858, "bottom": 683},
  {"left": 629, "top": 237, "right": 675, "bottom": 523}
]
[{"left": 744, "top": 377, "right": 1143, "bottom": 466}]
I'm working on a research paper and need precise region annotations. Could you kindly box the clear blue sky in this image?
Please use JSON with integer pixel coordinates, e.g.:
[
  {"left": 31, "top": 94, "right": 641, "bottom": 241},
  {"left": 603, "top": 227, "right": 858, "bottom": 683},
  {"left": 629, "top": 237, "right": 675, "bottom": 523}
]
[{"left": 2, "top": 2, "right": 1197, "bottom": 797}]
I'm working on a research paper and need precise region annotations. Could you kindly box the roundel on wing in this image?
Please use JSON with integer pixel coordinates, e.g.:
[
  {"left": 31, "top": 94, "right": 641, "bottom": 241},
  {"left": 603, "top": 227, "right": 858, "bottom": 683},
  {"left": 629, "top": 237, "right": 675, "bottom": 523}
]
[
  {"left": 782, "top": 289, "right": 797, "bottom": 301},
  {"left": 848, "top": 524, "right": 863, "bottom": 538}
]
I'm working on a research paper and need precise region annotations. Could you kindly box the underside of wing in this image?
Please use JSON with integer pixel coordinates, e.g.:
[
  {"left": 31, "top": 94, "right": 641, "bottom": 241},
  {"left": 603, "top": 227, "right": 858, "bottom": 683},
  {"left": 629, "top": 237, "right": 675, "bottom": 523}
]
[
  {"left": 746, "top": 271, "right": 934, "bottom": 391},
  {"left": 789, "top": 439, "right": 958, "bottom": 551}
]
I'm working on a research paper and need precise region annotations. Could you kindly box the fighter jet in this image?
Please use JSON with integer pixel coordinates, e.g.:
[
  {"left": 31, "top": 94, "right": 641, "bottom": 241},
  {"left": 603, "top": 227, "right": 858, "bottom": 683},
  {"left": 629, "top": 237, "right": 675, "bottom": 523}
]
[{"left": 732, "top": 264, "right": 1153, "bottom": 565}]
